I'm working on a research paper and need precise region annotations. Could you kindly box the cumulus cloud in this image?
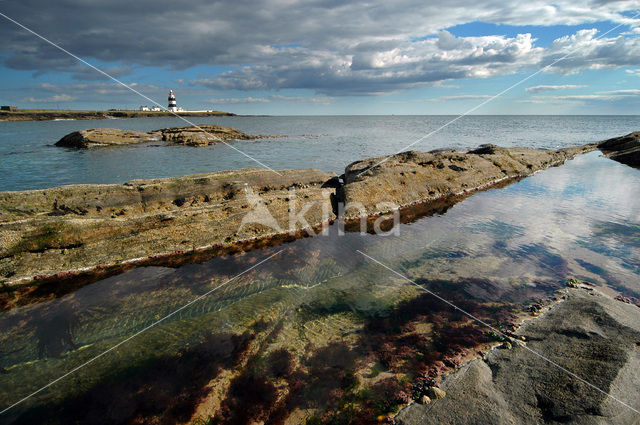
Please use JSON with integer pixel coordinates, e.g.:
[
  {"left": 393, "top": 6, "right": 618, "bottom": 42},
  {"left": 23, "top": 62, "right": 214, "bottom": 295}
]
[
  {"left": 193, "top": 32, "right": 543, "bottom": 95},
  {"left": 525, "top": 84, "right": 587, "bottom": 93},
  {"left": 1, "top": 0, "right": 639, "bottom": 96}
]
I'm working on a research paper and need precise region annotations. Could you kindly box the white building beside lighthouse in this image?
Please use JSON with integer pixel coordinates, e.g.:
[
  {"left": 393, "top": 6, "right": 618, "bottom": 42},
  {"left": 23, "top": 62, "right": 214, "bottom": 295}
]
[{"left": 168, "top": 90, "right": 177, "bottom": 112}]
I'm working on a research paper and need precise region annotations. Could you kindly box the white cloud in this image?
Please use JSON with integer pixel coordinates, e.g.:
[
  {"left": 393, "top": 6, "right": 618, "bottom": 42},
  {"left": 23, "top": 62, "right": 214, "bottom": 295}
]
[
  {"left": 2, "top": 1, "right": 640, "bottom": 97},
  {"left": 525, "top": 84, "right": 587, "bottom": 93},
  {"left": 193, "top": 28, "right": 640, "bottom": 95}
]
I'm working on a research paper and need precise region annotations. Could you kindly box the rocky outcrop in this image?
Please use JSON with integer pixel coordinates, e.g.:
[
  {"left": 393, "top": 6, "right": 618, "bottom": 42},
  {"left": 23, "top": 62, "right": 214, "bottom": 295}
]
[
  {"left": 396, "top": 288, "right": 640, "bottom": 424},
  {"left": 0, "top": 110, "right": 235, "bottom": 122},
  {"left": 158, "top": 124, "right": 258, "bottom": 146},
  {"left": 342, "top": 144, "right": 597, "bottom": 217},
  {"left": 55, "top": 128, "right": 159, "bottom": 148},
  {"left": 598, "top": 131, "right": 640, "bottom": 167},
  {"left": 0, "top": 168, "right": 336, "bottom": 307},
  {"left": 56, "top": 125, "right": 262, "bottom": 148}
]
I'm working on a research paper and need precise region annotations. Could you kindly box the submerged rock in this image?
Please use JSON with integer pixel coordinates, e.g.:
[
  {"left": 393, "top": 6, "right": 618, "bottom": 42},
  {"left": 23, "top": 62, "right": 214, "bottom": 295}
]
[
  {"left": 55, "top": 128, "right": 157, "bottom": 148},
  {"left": 598, "top": 132, "right": 640, "bottom": 167}
]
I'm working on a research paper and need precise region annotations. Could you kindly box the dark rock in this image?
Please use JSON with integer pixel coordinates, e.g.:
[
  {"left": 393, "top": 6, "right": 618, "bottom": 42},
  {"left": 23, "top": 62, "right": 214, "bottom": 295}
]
[
  {"left": 598, "top": 132, "right": 640, "bottom": 167},
  {"left": 468, "top": 144, "right": 501, "bottom": 155}
]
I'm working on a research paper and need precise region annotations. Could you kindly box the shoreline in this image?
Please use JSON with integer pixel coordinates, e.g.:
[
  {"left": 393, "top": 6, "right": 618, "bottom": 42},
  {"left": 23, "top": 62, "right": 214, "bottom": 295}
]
[{"left": 0, "top": 109, "right": 236, "bottom": 122}]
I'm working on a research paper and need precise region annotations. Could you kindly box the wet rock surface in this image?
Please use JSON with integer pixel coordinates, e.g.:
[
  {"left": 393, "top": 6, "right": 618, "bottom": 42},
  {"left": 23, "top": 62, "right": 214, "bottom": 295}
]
[
  {"left": 0, "top": 168, "right": 336, "bottom": 301},
  {"left": 396, "top": 288, "right": 640, "bottom": 425},
  {"left": 598, "top": 131, "right": 640, "bottom": 167},
  {"left": 343, "top": 144, "right": 597, "bottom": 217}
]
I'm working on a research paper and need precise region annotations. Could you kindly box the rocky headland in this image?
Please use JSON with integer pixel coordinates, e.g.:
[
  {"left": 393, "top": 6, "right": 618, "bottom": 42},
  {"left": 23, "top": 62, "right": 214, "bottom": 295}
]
[
  {"left": 55, "top": 124, "right": 262, "bottom": 148},
  {"left": 396, "top": 286, "right": 640, "bottom": 424},
  {"left": 1, "top": 132, "right": 639, "bottom": 308},
  {"left": 0, "top": 109, "right": 235, "bottom": 122}
]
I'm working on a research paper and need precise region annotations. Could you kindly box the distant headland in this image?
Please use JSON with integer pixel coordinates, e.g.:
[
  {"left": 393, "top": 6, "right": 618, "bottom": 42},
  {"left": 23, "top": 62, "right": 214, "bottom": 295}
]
[{"left": 0, "top": 108, "right": 236, "bottom": 122}]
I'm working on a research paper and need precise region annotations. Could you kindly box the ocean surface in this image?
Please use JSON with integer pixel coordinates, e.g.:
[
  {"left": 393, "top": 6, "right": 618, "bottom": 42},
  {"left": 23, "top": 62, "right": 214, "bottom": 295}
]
[{"left": 0, "top": 115, "right": 639, "bottom": 191}]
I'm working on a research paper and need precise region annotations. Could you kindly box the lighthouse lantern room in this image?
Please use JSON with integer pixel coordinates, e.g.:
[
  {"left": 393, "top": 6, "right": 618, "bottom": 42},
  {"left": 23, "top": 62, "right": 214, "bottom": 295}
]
[{"left": 168, "top": 90, "right": 177, "bottom": 112}]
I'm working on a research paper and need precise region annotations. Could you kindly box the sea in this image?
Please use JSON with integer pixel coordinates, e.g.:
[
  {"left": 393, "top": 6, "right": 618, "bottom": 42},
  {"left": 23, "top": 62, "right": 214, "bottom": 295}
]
[{"left": 0, "top": 115, "right": 639, "bottom": 191}]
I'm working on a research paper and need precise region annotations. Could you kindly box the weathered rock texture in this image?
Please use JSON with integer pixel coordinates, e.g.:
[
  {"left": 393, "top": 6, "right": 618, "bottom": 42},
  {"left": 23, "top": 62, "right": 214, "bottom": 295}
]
[
  {"left": 343, "top": 144, "right": 597, "bottom": 217},
  {"left": 157, "top": 124, "right": 258, "bottom": 146},
  {"left": 598, "top": 131, "right": 640, "bottom": 167},
  {"left": 396, "top": 288, "right": 640, "bottom": 424},
  {"left": 0, "top": 169, "right": 335, "bottom": 303},
  {"left": 56, "top": 125, "right": 262, "bottom": 148},
  {"left": 55, "top": 128, "right": 159, "bottom": 148}
]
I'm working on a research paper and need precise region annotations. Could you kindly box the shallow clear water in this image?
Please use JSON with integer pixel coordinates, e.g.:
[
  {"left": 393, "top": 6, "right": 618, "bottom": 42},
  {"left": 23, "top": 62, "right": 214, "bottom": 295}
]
[
  {"left": 0, "top": 152, "right": 638, "bottom": 423},
  {"left": 0, "top": 115, "right": 639, "bottom": 191}
]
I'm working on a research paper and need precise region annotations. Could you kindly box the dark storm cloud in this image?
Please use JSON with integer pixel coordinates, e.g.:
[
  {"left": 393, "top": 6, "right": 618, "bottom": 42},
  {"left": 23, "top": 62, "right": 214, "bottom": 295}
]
[{"left": 0, "top": 0, "right": 638, "bottom": 95}]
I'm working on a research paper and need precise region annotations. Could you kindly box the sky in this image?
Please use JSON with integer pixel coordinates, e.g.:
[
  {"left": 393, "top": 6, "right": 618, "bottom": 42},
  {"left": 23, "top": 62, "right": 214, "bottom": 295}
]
[{"left": 0, "top": 0, "right": 640, "bottom": 115}]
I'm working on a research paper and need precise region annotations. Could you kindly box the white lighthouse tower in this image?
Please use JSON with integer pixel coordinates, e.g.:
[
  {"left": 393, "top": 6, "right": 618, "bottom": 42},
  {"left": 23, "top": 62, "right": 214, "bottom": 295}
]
[{"left": 168, "top": 90, "right": 177, "bottom": 112}]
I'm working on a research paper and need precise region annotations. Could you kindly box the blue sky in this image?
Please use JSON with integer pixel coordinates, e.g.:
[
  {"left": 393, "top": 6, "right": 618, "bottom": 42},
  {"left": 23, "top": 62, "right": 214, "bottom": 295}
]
[{"left": 1, "top": 1, "right": 639, "bottom": 115}]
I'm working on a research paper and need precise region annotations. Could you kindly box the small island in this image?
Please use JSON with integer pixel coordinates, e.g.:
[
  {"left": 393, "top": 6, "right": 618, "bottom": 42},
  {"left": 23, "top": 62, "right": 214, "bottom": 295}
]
[{"left": 55, "top": 124, "right": 264, "bottom": 148}]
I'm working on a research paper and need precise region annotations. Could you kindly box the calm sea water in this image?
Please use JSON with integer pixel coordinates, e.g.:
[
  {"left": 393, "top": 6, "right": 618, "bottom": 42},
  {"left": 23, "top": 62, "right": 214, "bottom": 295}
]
[
  {"left": 0, "top": 115, "right": 639, "bottom": 191},
  {"left": 1, "top": 152, "right": 639, "bottom": 422}
]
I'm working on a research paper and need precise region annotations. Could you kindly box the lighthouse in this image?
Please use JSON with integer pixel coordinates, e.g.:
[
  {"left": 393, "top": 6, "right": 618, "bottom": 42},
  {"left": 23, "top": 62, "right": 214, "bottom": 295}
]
[{"left": 168, "top": 90, "right": 177, "bottom": 112}]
